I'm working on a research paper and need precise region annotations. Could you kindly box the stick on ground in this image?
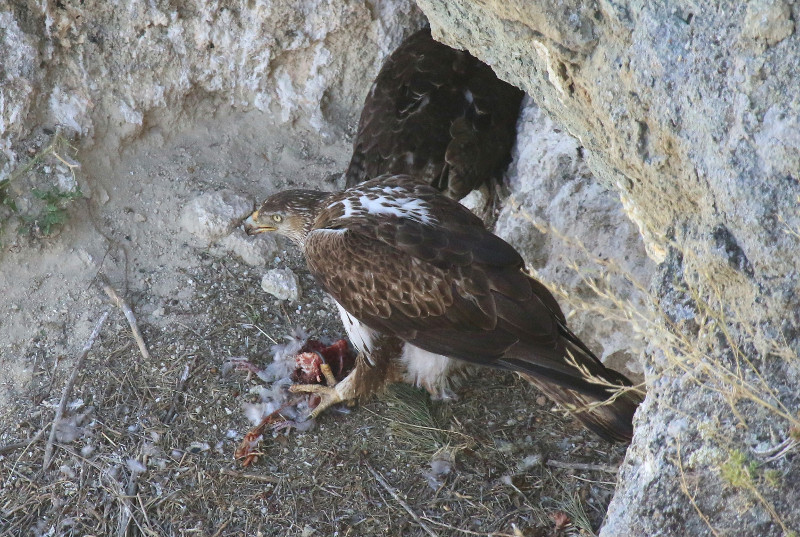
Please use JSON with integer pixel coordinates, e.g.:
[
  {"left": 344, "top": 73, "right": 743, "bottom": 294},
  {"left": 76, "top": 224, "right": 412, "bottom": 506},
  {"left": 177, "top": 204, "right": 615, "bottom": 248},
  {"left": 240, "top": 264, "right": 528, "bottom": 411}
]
[
  {"left": 546, "top": 459, "right": 619, "bottom": 474},
  {"left": 0, "top": 427, "right": 47, "bottom": 455},
  {"left": 163, "top": 356, "right": 199, "bottom": 423},
  {"left": 219, "top": 468, "right": 281, "bottom": 483},
  {"left": 364, "top": 460, "right": 439, "bottom": 537},
  {"left": 99, "top": 273, "right": 151, "bottom": 360},
  {"left": 42, "top": 310, "right": 110, "bottom": 470}
]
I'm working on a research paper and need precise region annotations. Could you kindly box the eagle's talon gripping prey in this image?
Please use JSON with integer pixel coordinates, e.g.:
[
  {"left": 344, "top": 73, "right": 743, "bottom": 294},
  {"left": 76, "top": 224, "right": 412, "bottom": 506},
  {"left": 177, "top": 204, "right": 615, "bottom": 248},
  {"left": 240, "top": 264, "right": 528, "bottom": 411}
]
[{"left": 289, "top": 363, "right": 344, "bottom": 418}]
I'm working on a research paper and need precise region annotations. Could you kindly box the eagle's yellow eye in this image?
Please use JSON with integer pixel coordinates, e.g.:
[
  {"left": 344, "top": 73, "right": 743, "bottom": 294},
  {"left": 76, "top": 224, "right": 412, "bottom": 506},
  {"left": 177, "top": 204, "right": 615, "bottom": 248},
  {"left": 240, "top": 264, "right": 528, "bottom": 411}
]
[{"left": 272, "top": 214, "right": 283, "bottom": 223}]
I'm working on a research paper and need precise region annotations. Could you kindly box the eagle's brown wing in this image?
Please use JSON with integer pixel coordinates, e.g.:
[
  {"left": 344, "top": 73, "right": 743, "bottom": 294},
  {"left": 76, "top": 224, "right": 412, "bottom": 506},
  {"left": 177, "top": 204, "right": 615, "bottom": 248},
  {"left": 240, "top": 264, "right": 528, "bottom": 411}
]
[
  {"left": 306, "top": 213, "right": 544, "bottom": 363},
  {"left": 305, "top": 177, "right": 640, "bottom": 441},
  {"left": 344, "top": 28, "right": 524, "bottom": 200},
  {"left": 307, "top": 180, "right": 620, "bottom": 391}
]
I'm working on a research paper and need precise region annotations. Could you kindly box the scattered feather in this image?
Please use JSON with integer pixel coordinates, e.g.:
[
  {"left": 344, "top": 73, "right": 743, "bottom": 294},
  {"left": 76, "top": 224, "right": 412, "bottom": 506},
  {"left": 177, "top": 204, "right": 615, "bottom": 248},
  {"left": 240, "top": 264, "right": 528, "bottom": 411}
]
[
  {"left": 231, "top": 328, "right": 355, "bottom": 466},
  {"left": 126, "top": 458, "right": 146, "bottom": 474},
  {"left": 187, "top": 441, "right": 210, "bottom": 454}
]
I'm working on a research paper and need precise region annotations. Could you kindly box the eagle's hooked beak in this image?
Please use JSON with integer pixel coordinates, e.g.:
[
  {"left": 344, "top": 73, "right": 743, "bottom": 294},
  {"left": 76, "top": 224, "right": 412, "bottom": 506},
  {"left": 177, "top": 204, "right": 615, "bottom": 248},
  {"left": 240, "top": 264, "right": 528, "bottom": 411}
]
[{"left": 243, "top": 210, "right": 276, "bottom": 235}]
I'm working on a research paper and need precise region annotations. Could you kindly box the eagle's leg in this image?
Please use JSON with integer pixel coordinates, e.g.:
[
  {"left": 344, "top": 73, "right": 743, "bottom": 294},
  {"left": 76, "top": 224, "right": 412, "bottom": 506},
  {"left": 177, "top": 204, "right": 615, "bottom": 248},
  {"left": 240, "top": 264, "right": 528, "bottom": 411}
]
[
  {"left": 290, "top": 338, "right": 401, "bottom": 419},
  {"left": 289, "top": 352, "right": 370, "bottom": 419}
]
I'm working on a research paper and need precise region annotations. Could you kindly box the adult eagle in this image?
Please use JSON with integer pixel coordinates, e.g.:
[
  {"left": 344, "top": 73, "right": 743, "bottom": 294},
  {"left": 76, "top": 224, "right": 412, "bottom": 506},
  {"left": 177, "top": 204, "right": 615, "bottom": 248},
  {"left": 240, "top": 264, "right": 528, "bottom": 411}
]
[
  {"left": 244, "top": 176, "right": 641, "bottom": 442},
  {"left": 344, "top": 28, "right": 524, "bottom": 203}
]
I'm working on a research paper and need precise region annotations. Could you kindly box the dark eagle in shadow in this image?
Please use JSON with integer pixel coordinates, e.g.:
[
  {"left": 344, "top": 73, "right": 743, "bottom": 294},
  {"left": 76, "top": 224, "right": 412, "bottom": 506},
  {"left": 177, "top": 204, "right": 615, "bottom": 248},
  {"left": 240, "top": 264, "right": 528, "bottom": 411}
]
[{"left": 344, "top": 28, "right": 524, "bottom": 204}]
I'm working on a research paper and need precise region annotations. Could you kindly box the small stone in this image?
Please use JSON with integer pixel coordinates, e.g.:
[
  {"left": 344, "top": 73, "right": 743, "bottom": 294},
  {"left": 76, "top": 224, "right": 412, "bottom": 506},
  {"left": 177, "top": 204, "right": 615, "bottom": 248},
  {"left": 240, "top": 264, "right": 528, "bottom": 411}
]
[
  {"left": 57, "top": 173, "right": 77, "bottom": 193},
  {"left": 218, "top": 230, "right": 278, "bottom": 266},
  {"left": 181, "top": 190, "right": 253, "bottom": 242},
  {"left": 14, "top": 197, "right": 31, "bottom": 213},
  {"left": 260, "top": 269, "right": 301, "bottom": 301},
  {"left": 94, "top": 185, "right": 110, "bottom": 205}
]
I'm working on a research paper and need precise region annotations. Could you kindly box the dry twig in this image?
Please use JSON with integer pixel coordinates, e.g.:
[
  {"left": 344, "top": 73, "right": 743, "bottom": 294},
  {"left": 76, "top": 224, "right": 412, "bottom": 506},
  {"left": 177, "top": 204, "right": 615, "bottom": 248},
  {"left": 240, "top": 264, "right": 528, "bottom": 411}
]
[
  {"left": 99, "top": 273, "right": 151, "bottom": 360},
  {"left": 0, "top": 427, "right": 48, "bottom": 455},
  {"left": 420, "top": 517, "right": 518, "bottom": 537},
  {"left": 163, "top": 356, "right": 199, "bottom": 423},
  {"left": 219, "top": 468, "right": 280, "bottom": 483},
  {"left": 210, "top": 518, "right": 232, "bottom": 537},
  {"left": 43, "top": 310, "right": 109, "bottom": 470},
  {"left": 364, "top": 460, "right": 439, "bottom": 537},
  {"left": 546, "top": 460, "right": 619, "bottom": 474}
]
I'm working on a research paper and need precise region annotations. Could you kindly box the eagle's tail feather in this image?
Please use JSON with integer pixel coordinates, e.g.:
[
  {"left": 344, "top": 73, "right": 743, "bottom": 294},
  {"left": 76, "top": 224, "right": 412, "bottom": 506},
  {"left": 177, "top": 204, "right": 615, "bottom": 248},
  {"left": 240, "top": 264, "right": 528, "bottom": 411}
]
[
  {"left": 517, "top": 371, "right": 641, "bottom": 443},
  {"left": 501, "top": 327, "right": 642, "bottom": 443}
]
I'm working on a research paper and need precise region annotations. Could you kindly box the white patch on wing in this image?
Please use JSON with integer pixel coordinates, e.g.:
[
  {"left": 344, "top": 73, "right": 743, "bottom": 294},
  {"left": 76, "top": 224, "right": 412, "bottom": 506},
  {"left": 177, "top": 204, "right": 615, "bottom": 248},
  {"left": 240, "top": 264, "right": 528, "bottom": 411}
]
[
  {"left": 334, "top": 301, "right": 377, "bottom": 362},
  {"left": 310, "top": 228, "right": 346, "bottom": 237},
  {"left": 381, "top": 186, "right": 404, "bottom": 194},
  {"left": 464, "top": 89, "right": 474, "bottom": 104},
  {"left": 400, "top": 343, "right": 465, "bottom": 399},
  {"left": 358, "top": 194, "right": 433, "bottom": 224},
  {"left": 339, "top": 198, "right": 356, "bottom": 218}
]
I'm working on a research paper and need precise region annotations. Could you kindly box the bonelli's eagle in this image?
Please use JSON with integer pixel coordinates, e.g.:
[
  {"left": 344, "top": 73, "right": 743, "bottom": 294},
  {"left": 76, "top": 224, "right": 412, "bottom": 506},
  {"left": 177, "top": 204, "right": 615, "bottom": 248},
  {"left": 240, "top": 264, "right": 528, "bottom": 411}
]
[{"left": 245, "top": 175, "right": 641, "bottom": 442}]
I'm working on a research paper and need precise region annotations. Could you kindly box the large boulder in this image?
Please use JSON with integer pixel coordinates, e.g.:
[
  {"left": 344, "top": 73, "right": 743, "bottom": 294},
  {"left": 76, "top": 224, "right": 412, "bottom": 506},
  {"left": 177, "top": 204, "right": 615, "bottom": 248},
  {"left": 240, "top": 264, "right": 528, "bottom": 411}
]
[{"left": 417, "top": 1, "right": 800, "bottom": 535}]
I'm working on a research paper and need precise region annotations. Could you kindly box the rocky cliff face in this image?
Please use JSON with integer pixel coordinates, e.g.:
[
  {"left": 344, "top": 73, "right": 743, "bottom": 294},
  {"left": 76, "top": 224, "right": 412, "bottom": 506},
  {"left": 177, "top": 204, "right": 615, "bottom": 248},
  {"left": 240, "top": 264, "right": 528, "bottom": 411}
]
[
  {"left": 2, "top": 0, "right": 798, "bottom": 535},
  {"left": 417, "top": 1, "right": 800, "bottom": 535},
  {"left": 1, "top": 0, "right": 423, "bottom": 178}
]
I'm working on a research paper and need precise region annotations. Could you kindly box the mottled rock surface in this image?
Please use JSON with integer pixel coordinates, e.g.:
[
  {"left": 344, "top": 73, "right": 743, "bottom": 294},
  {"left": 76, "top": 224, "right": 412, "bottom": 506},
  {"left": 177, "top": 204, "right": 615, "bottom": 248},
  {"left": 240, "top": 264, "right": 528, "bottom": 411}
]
[
  {"left": 261, "top": 268, "right": 301, "bottom": 301},
  {"left": 418, "top": 1, "right": 800, "bottom": 535},
  {"left": 0, "top": 0, "right": 424, "bottom": 178},
  {"left": 496, "top": 100, "right": 653, "bottom": 377},
  {"left": 181, "top": 190, "right": 253, "bottom": 242}
]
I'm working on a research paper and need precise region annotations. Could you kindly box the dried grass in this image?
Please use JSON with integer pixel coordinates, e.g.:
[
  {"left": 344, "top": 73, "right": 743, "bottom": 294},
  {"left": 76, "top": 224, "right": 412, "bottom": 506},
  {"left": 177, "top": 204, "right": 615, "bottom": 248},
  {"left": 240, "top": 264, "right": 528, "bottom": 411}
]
[
  {"left": 509, "top": 199, "right": 800, "bottom": 535},
  {"left": 0, "top": 254, "right": 621, "bottom": 536}
]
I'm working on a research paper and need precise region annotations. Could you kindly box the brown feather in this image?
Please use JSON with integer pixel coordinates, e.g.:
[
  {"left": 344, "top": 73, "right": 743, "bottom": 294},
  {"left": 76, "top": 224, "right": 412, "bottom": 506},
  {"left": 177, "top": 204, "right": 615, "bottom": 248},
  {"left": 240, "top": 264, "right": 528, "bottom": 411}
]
[{"left": 344, "top": 28, "right": 524, "bottom": 200}]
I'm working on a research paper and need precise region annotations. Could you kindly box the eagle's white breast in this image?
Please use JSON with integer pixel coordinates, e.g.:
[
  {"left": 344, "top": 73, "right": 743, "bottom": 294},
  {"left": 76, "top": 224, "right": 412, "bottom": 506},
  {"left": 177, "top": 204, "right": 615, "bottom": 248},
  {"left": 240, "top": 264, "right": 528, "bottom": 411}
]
[{"left": 333, "top": 299, "right": 465, "bottom": 398}]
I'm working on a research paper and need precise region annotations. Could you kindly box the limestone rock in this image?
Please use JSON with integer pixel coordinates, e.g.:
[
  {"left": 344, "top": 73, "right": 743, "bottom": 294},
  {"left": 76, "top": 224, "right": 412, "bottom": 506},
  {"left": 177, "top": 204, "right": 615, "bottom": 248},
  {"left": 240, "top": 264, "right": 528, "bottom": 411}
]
[
  {"left": 218, "top": 231, "right": 279, "bottom": 267},
  {"left": 181, "top": 190, "right": 252, "bottom": 243},
  {"left": 495, "top": 100, "right": 653, "bottom": 374},
  {"left": 743, "top": 0, "right": 795, "bottom": 46},
  {"left": 417, "top": 1, "right": 800, "bottom": 535},
  {"left": 261, "top": 268, "right": 301, "bottom": 301},
  {"left": 0, "top": 0, "right": 424, "bottom": 177},
  {"left": 0, "top": 11, "right": 41, "bottom": 178}
]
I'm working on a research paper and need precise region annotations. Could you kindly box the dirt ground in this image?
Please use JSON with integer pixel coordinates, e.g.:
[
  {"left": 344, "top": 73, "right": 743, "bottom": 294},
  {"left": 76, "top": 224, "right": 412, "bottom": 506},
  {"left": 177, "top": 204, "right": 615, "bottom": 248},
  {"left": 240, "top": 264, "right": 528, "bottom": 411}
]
[{"left": 0, "top": 104, "right": 629, "bottom": 536}]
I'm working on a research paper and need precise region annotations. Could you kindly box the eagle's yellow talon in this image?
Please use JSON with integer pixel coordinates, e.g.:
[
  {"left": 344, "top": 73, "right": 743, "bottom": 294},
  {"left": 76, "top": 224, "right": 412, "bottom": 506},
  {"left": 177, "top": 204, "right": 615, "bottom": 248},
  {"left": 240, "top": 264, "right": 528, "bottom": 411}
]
[
  {"left": 319, "top": 362, "right": 337, "bottom": 387},
  {"left": 289, "top": 380, "right": 343, "bottom": 418}
]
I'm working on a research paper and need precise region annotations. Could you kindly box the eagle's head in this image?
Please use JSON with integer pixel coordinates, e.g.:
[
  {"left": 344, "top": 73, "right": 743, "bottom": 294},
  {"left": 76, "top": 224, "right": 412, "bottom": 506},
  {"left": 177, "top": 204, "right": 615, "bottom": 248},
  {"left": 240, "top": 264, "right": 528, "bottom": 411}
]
[{"left": 244, "top": 189, "right": 329, "bottom": 246}]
